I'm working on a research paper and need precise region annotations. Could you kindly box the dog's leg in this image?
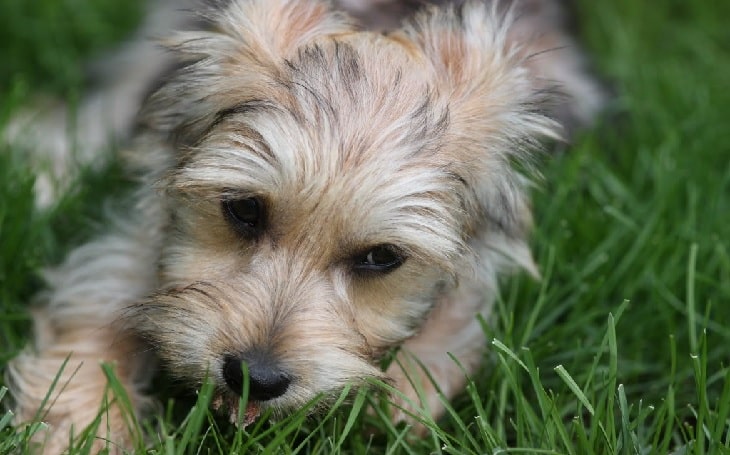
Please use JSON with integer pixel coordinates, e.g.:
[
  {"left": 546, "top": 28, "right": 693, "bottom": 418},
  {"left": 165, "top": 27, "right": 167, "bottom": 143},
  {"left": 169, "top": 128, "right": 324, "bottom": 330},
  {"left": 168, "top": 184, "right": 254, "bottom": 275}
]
[
  {"left": 385, "top": 281, "right": 491, "bottom": 428},
  {"left": 6, "top": 201, "right": 162, "bottom": 453}
]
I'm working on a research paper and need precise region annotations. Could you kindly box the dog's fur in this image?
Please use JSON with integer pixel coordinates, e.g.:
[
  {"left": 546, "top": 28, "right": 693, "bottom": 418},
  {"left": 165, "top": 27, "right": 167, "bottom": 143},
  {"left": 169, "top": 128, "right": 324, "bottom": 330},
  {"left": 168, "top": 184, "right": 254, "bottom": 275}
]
[{"left": 6, "top": 0, "right": 603, "bottom": 452}]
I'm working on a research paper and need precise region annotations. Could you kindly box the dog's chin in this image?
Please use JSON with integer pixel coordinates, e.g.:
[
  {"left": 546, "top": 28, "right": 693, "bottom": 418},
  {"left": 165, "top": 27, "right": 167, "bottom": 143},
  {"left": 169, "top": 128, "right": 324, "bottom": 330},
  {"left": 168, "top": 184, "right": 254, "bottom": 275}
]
[{"left": 211, "top": 392, "right": 262, "bottom": 427}]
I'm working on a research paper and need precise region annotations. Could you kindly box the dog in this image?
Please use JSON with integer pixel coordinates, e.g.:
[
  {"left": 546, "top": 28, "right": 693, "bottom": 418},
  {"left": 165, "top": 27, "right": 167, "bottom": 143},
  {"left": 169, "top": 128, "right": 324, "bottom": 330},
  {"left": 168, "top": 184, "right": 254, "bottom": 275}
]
[{"left": 5, "top": 0, "right": 603, "bottom": 452}]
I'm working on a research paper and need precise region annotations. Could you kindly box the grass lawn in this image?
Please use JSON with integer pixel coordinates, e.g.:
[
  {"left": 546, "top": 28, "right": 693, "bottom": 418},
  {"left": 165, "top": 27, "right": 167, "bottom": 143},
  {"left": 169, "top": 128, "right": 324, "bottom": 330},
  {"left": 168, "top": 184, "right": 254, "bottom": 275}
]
[{"left": 1, "top": 0, "right": 729, "bottom": 453}]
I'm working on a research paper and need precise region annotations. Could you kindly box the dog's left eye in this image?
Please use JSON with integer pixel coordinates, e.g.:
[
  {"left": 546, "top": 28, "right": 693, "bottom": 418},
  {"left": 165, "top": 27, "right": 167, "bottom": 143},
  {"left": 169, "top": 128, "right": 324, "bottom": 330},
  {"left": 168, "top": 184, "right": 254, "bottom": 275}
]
[
  {"left": 222, "top": 197, "right": 264, "bottom": 237},
  {"left": 354, "top": 245, "right": 405, "bottom": 273}
]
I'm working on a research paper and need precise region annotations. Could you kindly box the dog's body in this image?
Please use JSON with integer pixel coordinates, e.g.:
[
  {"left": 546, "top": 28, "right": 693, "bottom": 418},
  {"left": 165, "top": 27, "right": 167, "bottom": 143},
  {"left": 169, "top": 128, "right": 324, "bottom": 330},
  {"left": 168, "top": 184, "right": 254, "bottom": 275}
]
[{"left": 6, "top": 0, "right": 603, "bottom": 452}]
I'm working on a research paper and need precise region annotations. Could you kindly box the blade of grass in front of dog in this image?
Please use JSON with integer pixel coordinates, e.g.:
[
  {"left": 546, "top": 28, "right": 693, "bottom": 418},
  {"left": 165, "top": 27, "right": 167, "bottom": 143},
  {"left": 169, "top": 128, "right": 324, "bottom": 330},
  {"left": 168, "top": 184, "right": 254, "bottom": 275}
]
[
  {"left": 31, "top": 354, "right": 76, "bottom": 423},
  {"left": 554, "top": 365, "right": 594, "bottom": 417},
  {"left": 100, "top": 362, "right": 145, "bottom": 450},
  {"left": 439, "top": 353, "right": 486, "bottom": 453},
  {"left": 518, "top": 246, "right": 555, "bottom": 348},
  {"left": 687, "top": 243, "right": 699, "bottom": 354},
  {"left": 0, "top": 412, "right": 12, "bottom": 435},
  {"left": 71, "top": 368, "right": 147, "bottom": 454},
  {"left": 711, "top": 368, "right": 730, "bottom": 449},
  {"left": 69, "top": 390, "right": 113, "bottom": 455},
  {"left": 236, "top": 392, "right": 320, "bottom": 453},
  {"left": 0, "top": 387, "right": 46, "bottom": 454},
  {"left": 464, "top": 377, "right": 499, "bottom": 448},
  {"left": 230, "top": 390, "right": 318, "bottom": 454},
  {"left": 652, "top": 334, "right": 678, "bottom": 454},
  {"left": 491, "top": 339, "right": 528, "bottom": 373},
  {"left": 512, "top": 348, "right": 579, "bottom": 450},
  {"left": 492, "top": 344, "right": 550, "bottom": 450},
  {"left": 383, "top": 425, "right": 415, "bottom": 455},
  {"left": 601, "top": 311, "right": 620, "bottom": 450},
  {"left": 494, "top": 343, "right": 537, "bottom": 447},
  {"left": 0, "top": 387, "right": 11, "bottom": 429},
  {"left": 577, "top": 307, "right": 623, "bottom": 452},
  {"left": 521, "top": 348, "right": 560, "bottom": 449},
  {"left": 274, "top": 414, "right": 318, "bottom": 454},
  {"left": 362, "top": 381, "right": 421, "bottom": 455},
  {"left": 335, "top": 386, "right": 368, "bottom": 448},
  {"left": 616, "top": 384, "right": 640, "bottom": 454},
  {"left": 11, "top": 355, "right": 86, "bottom": 452},
  {"left": 375, "top": 357, "right": 436, "bottom": 436},
  {"left": 271, "top": 393, "right": 341, "bottom": 455},
  {"left": 176, "top": 377, "right": 215, "bottom": 454},
  {"left": 690, "top": 328, "right": 709, "bottom": 454},
  {"left": 230, "top": 364, "right": 321, "bottom": 453},
  {"left": 408, "top": 354, "right": 473, "bottom": 450},
  {"left": 525, "top": 348, "right": 576, "bottom": 454}
]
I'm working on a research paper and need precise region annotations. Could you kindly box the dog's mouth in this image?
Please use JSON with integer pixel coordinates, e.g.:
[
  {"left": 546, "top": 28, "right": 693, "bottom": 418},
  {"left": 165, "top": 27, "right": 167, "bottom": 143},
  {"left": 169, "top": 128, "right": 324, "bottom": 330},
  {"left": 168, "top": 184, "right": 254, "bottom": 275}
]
[{"left": 212, "top": 393, "right": 262, "bottom": 427}]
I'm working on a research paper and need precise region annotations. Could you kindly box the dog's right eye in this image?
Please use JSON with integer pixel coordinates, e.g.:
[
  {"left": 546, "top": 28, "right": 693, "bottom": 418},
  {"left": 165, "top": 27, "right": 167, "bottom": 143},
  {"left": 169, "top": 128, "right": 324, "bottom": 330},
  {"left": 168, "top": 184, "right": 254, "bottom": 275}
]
[
  {"left": 352, "top": 245, "right": 405, "bottom": 274},
  {"left": 222, "top": 197, "right": 264, "bottom": 237}
]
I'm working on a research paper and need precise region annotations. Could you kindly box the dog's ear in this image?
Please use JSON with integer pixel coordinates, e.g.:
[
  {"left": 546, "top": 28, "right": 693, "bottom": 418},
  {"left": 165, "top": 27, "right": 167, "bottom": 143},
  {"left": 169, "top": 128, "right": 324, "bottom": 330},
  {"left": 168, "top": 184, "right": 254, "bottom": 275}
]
[
  {"left": 140, "top": 0, "right": 354, "bottom": 144},
  {"left": 396, "top": 3, "right": 565, "bottom": 275}
]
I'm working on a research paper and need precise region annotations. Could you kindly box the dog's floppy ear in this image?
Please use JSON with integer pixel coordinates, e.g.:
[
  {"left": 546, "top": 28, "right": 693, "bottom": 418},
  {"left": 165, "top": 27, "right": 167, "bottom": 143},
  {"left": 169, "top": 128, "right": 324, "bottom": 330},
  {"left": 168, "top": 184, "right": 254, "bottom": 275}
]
[
  {"left": 141, "top": 0, "right": 354, "bottom": 143},
  {"left": 396, "top": 3, "right": 564, "bottom": 275}
]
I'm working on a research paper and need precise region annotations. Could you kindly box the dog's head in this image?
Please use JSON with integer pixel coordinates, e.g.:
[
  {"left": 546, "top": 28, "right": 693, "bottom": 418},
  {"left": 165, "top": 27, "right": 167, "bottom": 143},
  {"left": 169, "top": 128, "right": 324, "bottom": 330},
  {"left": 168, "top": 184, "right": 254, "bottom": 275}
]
[{"left": 131, "top": 0, "right": 561, "bottom": 423}]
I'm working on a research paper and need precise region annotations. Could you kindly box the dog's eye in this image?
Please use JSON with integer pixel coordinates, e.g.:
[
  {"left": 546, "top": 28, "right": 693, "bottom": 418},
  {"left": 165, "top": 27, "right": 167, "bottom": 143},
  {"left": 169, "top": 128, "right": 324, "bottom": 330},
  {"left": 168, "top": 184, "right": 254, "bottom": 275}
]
[
  {"left": 354, "top": 245, "right": 405, "bottom": 273},
  {"left": 222, "top": 197, "right": 264, "bottom": 236}
]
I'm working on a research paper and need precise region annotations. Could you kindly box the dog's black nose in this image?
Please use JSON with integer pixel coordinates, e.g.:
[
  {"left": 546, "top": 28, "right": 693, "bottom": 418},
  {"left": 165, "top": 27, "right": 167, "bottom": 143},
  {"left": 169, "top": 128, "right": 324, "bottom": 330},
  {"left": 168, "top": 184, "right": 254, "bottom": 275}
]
[{"left": 222, "top": 352, "right": 291, "bottom": 401}]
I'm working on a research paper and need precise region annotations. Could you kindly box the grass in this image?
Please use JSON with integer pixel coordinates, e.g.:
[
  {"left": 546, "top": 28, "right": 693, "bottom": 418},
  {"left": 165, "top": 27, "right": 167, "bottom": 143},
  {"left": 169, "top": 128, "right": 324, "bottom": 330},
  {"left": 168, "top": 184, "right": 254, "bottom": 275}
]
[{"left": 1, "top": 0, "right": 729, "bottom": 453}]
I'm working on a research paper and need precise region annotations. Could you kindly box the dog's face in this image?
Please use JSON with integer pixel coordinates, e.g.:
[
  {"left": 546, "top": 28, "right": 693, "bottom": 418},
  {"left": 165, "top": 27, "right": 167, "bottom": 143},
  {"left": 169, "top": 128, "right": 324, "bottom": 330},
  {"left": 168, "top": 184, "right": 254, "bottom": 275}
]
[{"left": 131, "top": 0, "right": 559, "bottom": 423}]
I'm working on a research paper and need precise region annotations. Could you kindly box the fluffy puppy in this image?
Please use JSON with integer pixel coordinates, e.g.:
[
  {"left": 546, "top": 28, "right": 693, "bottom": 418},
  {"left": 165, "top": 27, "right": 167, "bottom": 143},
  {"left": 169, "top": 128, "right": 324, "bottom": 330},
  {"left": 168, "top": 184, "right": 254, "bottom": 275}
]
[{"left": 6, "top": 0, "right": 602, "bottom": 452}]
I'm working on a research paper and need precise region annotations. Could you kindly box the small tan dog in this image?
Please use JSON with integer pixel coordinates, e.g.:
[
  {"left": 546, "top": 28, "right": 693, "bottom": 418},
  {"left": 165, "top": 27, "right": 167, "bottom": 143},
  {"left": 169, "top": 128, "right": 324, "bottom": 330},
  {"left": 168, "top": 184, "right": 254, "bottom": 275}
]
[{"left": 7, "top": 0, "right": 602, "bottom": 452}]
